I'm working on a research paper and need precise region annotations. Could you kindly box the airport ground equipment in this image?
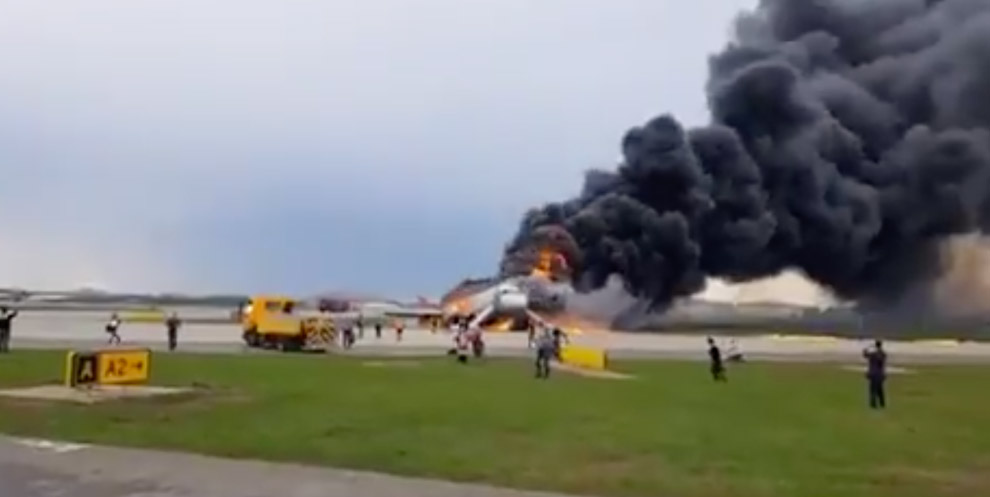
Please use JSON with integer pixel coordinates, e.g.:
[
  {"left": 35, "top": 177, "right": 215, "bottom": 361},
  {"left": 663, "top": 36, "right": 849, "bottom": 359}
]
[
  {"left": 558, "top": 345, "right": 608, "bottom": 371},
  {"left": 240, "top": 295, "right": 336, "bottom": 352}
]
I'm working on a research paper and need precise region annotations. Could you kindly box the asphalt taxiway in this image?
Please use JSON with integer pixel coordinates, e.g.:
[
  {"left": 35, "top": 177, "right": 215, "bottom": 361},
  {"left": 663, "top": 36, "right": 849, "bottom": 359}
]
[
  {"left": 0, "top": 435, "right": 581, "bottom": 497},
  {"left": 8, "top": 310, "right": 990, "bottom": 363}
]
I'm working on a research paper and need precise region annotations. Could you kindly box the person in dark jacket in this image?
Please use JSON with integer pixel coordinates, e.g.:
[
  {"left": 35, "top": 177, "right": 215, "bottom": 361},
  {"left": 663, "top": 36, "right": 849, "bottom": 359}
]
[
  {"left": 342, "top": 326, "right": 356, "bottom": 349},
  {"left": 534, "top": 328, "right": 555, "bottom": 379},
  {"left": 708, "top": 337, "right": 726, "bottom": 382},
  {"left": 0, "top": 306, "right": 19, "bottom": 353},
  {"left": 165, "top": 312, "right": 182, "bottom": 351},
  {"left": 863, "top": 340, "right": 888, "bottom": 409}
]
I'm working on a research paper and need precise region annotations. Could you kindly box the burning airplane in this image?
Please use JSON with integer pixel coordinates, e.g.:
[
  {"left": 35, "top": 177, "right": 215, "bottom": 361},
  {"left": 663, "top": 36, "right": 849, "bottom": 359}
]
[{"left": 440, "top": 248, "right": 575, "bottom": 331}]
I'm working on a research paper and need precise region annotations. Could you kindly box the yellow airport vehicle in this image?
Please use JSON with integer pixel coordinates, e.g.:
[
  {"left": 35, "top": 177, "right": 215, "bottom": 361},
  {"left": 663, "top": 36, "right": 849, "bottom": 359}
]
[
  {"left": 65, "top": 348, "right": 151, "bottom": 387},
  {"left": 240, "top": 295, "right": 336, "bottom": 352}
]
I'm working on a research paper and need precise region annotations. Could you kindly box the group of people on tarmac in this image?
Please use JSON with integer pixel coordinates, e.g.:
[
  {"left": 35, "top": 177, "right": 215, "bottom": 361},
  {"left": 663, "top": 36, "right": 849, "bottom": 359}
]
[
  {"left": 446, "top": 318, "right": 570, "bottom": 378},
  {"left": 450, "top": 318, "right": 485, "bottom": 363},
  {"left": 0, "top": 308, "right": 184, "bottom": 353},
  {"left": 705, "top": 336, "right": 889, "bottom": 409},
  {"left": 340, "top": 317, "right": 406, "bottom": 349},
  {"left": 102, "top": 311, "right": 183, "bottom": 350}
]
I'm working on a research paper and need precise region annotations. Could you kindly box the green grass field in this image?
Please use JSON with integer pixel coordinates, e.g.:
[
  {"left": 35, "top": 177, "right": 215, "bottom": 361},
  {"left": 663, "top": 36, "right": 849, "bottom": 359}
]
[{"left": 0, "top": 350, "right": 988, "bottom": 497}]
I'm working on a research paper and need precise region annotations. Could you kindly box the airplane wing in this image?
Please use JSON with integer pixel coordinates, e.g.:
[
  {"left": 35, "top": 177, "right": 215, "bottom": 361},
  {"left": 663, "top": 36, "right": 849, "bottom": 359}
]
[{"left": 384, "top": 308, "right": 443, "bottom": 318}]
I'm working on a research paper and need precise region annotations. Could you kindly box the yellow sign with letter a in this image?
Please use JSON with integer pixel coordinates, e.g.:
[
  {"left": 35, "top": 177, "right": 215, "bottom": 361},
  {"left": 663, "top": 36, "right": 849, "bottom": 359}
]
[
  {"left": 64, "top": 351, "right": 99, "bottom": 387},
  {"left": 64, "top": 348, "right": 151, "bottom": 387},
  {"left": 97, "top": 349, "right": 151, "bottom": 385}
]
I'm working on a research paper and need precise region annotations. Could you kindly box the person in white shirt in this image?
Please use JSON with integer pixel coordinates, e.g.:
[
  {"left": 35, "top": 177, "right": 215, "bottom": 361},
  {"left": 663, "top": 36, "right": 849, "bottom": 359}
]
[{"left": 105, "top": 313, "right": 122, "bottom": 345}]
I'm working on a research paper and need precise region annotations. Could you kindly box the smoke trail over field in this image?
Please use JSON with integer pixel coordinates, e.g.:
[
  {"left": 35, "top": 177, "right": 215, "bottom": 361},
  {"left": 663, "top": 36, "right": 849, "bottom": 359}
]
[{"left": 503, "top": 0, "right": 990, "bottom": 312}]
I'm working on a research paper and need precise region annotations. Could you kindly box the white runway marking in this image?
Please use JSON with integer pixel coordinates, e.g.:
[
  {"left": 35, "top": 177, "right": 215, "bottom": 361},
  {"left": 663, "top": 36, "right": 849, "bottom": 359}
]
[{"left": 12, "top": 437, "right": 90, "bottom": 454}]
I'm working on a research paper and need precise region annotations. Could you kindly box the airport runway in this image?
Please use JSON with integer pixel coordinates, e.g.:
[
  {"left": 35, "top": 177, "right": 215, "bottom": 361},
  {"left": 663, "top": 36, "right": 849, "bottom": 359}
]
[
  {"left": 9, "top": 310, "right": 990, "bottom": 363},
  {"left": 0, "top": 435, "right": 580, "bottom": 497},
  {"left": 4, "top": 312, "right": 990, "bottom": 497}
]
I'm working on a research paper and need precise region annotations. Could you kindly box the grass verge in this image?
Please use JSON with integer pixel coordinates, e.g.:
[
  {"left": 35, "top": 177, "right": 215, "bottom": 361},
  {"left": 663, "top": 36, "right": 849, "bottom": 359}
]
[{"left": 1, "top": 350, "right": 988, "bottom": 497}]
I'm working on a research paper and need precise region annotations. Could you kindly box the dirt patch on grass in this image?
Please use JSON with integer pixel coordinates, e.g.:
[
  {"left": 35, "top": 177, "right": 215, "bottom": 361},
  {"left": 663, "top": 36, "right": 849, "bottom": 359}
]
[
  {"left": 0, "top": 384, "right": 196, "bottom": 404},
  {"left": 840, "top": 365, "right": 916, "bottom": 375},
  {"left": 362, "top": 360, "right": 422, "bottom": 368},
  {"left": 878, "top": 464, "right": 990, "bottom": 496},
  {"left": 552, "top": 363, "right": 635, "bottom": 380}
]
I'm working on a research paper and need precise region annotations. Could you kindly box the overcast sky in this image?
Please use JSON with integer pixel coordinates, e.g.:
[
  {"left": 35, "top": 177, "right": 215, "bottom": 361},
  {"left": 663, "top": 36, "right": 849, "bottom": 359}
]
[{"left": 0, "top": 0, "right": 754, "bottom": 297}]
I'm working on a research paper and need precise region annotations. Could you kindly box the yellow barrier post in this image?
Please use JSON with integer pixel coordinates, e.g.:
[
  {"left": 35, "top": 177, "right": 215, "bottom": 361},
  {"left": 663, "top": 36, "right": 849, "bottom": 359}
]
[{"left": 559, "top": 345, "right": 609, "bottom": 371}]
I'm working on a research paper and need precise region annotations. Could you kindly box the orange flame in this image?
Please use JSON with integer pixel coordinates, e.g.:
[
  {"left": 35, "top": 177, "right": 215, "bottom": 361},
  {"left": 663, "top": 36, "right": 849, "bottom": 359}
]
[
  {"left": 530, "top": 248, "right": 567, "bottom": 281},
  {"left": 444, "top": 298, "right": 469, "bottom": 315},
  {"left": 486, "top": 317, "right": 514, "bottom": 331},
  {"left": 536, "top": 312, "right": 605, "bottom": 336}
]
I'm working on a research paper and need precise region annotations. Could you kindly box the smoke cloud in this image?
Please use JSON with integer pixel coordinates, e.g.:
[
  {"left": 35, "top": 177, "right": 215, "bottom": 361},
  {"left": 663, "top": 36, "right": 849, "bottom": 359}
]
[
  {"left": 931, "top": 234, "right": 990, "bottom": 317},
  {"left": 503, "top": 0, "right": 990, "bottom": 312}
]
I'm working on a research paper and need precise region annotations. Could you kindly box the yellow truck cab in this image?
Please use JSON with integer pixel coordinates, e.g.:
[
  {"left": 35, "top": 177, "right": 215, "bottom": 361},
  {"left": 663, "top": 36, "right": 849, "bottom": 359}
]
[{"left": 241, "top": 295, "right": 335, "bottom": 351}]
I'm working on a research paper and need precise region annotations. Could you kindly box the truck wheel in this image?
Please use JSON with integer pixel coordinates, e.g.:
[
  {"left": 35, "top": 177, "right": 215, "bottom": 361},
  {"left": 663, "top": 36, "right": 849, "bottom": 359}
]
[
  {"left": 243, "top": 329, "right": 260, "bottom": 347},
  {"left": 278, "top": 336, "right": 303, "bottom": 352}
]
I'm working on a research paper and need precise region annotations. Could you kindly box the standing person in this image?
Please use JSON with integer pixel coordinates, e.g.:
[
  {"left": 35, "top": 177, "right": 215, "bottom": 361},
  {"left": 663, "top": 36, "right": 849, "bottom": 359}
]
[
  {"left": 0, "top": 306, "right": 18, "bottom": 353},
  {"left": 395, "top": 320, "right": 404, "bottom": 342},
  {"left": 165, "top": 311, "right": 182, "bottom": 351},
  {"left": 534, "top": 328, "right": 554, "bottom": 379},
  {"left": 356, "top": 316, "right": 365, "bottom": 340},
  {"left": 551, "top": 327, "right": 568, "bottom": 361},
  {"left": 374, "top": 322, "right": 382, "bottom": 339},
  {"left": 453, "top": 329, "right": 469, "bottom": 364},
  {"left": 342, "top": 326, "right": 355, "bottom": 349},
  {"left": 105, "top": 313, "right": 122, "bottom": 345},
  {"left": 469, "top": 328, "right": 485, "bottom": 358},
  {"left": 707, "top": 337, "right": 726, "bottom": 382},
  {"left": 726, "top": 338, "right": 744, "bottom": 363},
  {"left": 863, "top": 340, "right": 888, "bottom": 409}
]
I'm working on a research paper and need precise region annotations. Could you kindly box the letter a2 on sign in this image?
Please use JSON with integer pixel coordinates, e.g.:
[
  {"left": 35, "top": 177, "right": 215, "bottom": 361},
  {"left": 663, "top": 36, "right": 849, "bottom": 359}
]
[{"left": 96, "top": 349, "right": 151, "bottom": 385}]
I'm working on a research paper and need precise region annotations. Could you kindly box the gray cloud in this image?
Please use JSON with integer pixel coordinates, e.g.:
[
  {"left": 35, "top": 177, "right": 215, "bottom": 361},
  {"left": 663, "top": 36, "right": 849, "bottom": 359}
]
[{"left": 0, "top": 0, "right": 752, "bottom": 294}]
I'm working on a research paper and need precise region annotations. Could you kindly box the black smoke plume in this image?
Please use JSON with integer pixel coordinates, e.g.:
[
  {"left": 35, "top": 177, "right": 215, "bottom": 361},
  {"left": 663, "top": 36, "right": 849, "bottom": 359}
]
[{"left": 502, "top": 0, "right": 990, "bottom": 312}]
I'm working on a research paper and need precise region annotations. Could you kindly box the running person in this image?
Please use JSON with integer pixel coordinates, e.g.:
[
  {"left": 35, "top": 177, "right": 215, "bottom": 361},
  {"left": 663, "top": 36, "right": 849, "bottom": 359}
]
[{"left": 105, "top": 313, "right": 122, "bottom": 345}]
